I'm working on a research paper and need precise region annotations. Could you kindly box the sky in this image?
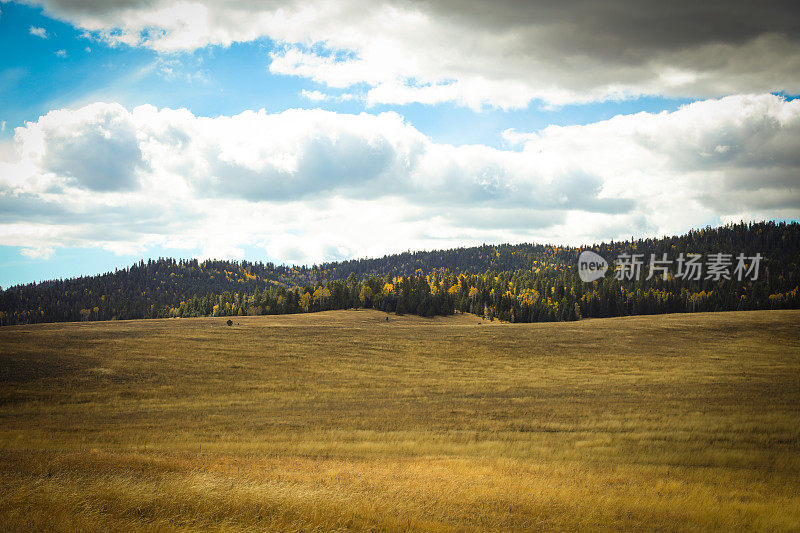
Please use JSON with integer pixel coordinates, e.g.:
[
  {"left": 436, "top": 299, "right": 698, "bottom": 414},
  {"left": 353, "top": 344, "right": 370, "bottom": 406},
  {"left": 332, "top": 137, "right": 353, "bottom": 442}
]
[{"left": 0, "top": 0, "right": 798, "bottom": 287}]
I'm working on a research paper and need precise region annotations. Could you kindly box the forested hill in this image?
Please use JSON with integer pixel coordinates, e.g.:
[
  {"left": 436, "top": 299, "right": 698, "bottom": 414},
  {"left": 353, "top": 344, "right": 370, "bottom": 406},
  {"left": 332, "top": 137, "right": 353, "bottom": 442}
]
[
  {"left": 1, "top": 221, "right": 798, "bottom": 325},
  {"left": 306, "top": 220, "right": 797, "bottom": 282}
]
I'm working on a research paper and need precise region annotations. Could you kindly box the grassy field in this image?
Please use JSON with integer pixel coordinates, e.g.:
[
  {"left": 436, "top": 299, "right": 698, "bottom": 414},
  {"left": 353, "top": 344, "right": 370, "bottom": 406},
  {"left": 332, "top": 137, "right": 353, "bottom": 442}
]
[{"left": 1, "top": 309, "right": 799, "bottom": 531}]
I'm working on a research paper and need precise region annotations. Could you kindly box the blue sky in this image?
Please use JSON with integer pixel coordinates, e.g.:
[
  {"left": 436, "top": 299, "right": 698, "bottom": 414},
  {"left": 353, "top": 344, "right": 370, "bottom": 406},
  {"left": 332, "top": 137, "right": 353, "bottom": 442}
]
[{"left": 0, "top": 0, "right": 798, "bottom": 287}]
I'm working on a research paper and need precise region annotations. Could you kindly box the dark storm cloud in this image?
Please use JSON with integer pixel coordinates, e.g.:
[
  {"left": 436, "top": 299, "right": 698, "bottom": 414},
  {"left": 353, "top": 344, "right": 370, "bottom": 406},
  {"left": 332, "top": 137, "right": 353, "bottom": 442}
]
[{"left": 415, "top": 0, "right": 800, "bottom": 61}]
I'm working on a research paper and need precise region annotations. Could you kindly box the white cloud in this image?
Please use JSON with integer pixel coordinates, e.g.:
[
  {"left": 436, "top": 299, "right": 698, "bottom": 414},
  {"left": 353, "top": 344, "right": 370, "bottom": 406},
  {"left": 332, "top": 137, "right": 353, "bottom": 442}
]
[
  {"left": 1, "top": 121, "right": 5, "bottom": 132},
  {"left": 300, "top": 89, "right": 358, "bottom": 103},
  {"left": 55, "top": 49, "right": 67, "bottom": 57},
  {"left": 0, "top": 94, "right": 798, "bottom": 264},
  {"left": 20, "top": 246, "right": 55, "bottom": 259},
  {"left": 24, "top": 0, "right": 800, "bottom": 108},
  {"left": 16, "top": 102, "right": 145, "bottom": 192},
  {"left": 301, "top": 89, "right": 328, "bottom": 102},
  {"left": 29, "top": 26, "right": 48, "bottom": 39}
]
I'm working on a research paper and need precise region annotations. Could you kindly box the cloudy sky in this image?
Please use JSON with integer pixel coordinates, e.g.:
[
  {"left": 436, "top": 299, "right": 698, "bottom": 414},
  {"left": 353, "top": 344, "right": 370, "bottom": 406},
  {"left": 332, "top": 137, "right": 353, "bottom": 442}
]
[{"left": 0, "top": 1, "right": 798, "bottom": 286}]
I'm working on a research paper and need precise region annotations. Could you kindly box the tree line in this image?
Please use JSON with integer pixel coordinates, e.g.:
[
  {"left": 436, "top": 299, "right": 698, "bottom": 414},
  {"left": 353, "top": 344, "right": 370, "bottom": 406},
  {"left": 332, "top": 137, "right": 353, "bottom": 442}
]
[{"left": 1, "top": 221, "right": 797, "bottom": 325}]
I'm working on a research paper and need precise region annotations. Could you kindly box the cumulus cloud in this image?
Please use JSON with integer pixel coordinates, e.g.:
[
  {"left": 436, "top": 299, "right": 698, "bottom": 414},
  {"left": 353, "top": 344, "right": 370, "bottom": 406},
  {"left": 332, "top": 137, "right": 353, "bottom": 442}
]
[
  {"left": 22, "top": 0, "right": 800, "bottom": 108},
  {"left": 16, "top": 103, "right": 145, "bottom": 192},
  {"left": 0, "top": 94, "right": 798, "bottom": 264}
]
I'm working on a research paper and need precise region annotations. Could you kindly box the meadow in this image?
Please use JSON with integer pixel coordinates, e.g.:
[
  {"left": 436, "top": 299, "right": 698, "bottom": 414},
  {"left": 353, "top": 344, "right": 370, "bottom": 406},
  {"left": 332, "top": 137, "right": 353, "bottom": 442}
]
[{"left": 1, "top": 309, "right": 799, "bottom": 531}]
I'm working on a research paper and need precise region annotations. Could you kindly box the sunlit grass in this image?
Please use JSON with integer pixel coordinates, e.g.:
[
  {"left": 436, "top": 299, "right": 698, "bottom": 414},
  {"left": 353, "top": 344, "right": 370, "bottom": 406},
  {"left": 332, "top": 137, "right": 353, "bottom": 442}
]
[{"left": 1, "top": 309, "right": 799, "bottom": 531}]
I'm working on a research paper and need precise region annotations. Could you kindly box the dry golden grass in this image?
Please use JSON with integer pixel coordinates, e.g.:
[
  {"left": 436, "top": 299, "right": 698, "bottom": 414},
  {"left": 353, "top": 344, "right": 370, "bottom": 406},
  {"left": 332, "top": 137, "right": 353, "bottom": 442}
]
[{"left": 1, "top": 309, "right": 799, "bottom": 531}]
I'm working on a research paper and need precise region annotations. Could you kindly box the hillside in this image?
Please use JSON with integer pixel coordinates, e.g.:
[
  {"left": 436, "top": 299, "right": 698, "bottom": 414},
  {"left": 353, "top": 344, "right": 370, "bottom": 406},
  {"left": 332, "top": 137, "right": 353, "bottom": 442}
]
[
  {"left": 1, "top": 310, "right": 799, "bottom": 530},
  {"left": 1, "top": 220, "right": 799, "bottom": 325}
]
